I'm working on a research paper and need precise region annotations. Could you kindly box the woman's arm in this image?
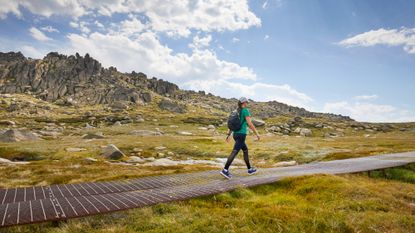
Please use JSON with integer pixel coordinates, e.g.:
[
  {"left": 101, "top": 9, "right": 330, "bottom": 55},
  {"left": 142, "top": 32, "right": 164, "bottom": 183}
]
[
  {"left": 245, "top": 116, "right": 260, "bottom": 140},
  {"left": 225, "top": 129, "right": 232, "bottom": 143}
]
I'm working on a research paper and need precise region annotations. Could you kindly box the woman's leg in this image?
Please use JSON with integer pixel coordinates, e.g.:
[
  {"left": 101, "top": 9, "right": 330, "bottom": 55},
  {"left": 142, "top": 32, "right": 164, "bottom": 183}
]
[
  {"left": 240, "top": 135, "right": 251, "bottom": 169},
  {"left": 224, "top": 134, "right": 243, "bottom": 170}
]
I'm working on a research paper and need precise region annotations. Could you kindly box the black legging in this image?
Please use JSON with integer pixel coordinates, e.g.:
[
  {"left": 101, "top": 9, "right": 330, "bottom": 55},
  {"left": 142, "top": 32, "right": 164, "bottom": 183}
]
[{"left": 224, "top": 133, "right": 251, "bottom": 170}]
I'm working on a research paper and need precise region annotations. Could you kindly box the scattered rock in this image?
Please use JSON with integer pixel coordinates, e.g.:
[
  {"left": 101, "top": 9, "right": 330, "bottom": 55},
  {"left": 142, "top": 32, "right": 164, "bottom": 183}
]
[
  {"left": 177, "top": 131, "right": 192, "bottom": 136},
  {"left": 143, "top": 158, "right": 177, "bottom": 166},
  {"left": 110, "top": 101, "right": 130, "bottom": 111},
  {"left": 0, "top": 157, "right": 30, "bottom": 165},
  {"left": 101, "top": 144, "right": 125, "bottom": 160},
  {"left": 299, "top": 128, "right": 312, "bottom": 137},
  {"left": 126, "top": 156, "right": 145, "bottom": 163},
  {"left": 252, "top": 118, "right": 266, "bottom": 127},
  {"left": 182, "top": 117, "right": 222, "bottom": 126},
  {"left": 198, "top": 127, "right": 208, "bottom": 130},
  {"left": 135, "top": 116, "right": 145, "bottom": 122},
  {"left": 37, "top": 130, "right": 61, "bottom": 138},
  {"left": 85, "top": 123, "right": 95, "bottom": 129},
  {"left": 207, "top": 125, "right": 216, "bottom": 130},
  {"left": 113, "top": 121, "right": 122, "bottom": 126},
  {"left": 65, "top": 147, "right": 86, "bottom": 152},
  {"left": 130, "top": 130, "right": 163, "bottom": 136},
  {"left": 293, "top": 116, "right": 303, "bottom": 123},
  {"left": 155, "top": 146, "right": 167, "bottom": 151},
  {"left": 82, "top": 132, "right": 105, "bottom": 139},
  {"left": 267, "top": 126, "right": 281, "bottom": 133},
  {"left": 132, "top": 148, "right": 143, "bottom": 152},
  {"left": 0, "top": 120, "right": 16, "bottom": 126},
  {"left": 324, "top": 132, "right": 339, "bottom": 138},
  {"left": 84, "top": 157, "right": 98, "bottom": 162},
  {"left": 0, "top": 129, "right": 40, "bottom": 142}
]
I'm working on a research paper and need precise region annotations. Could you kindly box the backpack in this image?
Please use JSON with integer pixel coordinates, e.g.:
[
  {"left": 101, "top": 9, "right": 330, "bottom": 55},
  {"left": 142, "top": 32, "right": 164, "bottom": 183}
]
[{"left": 227, "top": 110, "right": 242, "bottom": 131}]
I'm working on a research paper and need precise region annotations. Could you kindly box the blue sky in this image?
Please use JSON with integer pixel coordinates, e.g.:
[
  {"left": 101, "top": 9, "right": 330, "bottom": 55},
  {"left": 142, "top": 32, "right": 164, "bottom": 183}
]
[{"left": 0, "top": 0, "right": 414, "bottom": 122}]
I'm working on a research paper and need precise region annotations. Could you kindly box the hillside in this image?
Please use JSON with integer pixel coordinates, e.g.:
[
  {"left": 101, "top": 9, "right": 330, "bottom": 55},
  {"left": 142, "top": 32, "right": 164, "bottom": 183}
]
[{"left": 0, "top": 51, "right": 351, "bottom": 121}]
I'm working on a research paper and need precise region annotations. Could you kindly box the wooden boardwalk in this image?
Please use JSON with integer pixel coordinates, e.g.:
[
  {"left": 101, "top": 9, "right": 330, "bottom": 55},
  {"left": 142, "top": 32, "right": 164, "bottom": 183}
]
[{"left": 1, "top": 151, "right": 415, "bottom": 228}]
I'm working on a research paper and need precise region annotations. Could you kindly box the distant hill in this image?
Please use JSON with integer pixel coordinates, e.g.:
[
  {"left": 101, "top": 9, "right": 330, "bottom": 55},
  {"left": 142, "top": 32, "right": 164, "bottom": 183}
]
[{"left": 0, "top": 51, "right": 352, "bottom": 121}]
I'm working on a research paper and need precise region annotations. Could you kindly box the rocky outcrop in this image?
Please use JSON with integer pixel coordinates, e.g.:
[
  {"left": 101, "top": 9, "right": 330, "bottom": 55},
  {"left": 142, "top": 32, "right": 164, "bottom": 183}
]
[
  {"left": 158, "top": 99, "right": 187, "bottom": 113},
  {"left": 0, "top": 51, "right": 352, "bottom": 121},
  {"left": 0, "top": 52, "right": 178, "bottom": 105}
]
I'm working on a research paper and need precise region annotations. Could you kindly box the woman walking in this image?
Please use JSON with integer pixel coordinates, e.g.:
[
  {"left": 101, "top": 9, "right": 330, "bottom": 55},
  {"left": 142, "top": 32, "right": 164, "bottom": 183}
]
[{"left": 221, "top": 97, "right": 260, "bottom": 179}]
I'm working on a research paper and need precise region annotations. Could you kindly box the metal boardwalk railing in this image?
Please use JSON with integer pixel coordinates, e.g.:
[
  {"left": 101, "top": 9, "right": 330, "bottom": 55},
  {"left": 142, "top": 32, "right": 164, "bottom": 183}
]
[{"left": 1, "top": 151, "right": 415, "bottom": 228}]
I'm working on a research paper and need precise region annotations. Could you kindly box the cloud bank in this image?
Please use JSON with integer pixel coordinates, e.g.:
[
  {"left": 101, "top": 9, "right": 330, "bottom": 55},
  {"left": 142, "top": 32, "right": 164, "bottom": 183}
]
[{"left": 338, "top": 27, "right": 415, "bottom": 54}]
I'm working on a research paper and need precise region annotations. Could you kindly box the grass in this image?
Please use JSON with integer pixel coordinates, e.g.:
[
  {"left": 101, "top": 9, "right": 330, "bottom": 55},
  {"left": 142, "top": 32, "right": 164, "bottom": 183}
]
[{"left": 368, "top": 164, "right": 415, "bottom": 184}]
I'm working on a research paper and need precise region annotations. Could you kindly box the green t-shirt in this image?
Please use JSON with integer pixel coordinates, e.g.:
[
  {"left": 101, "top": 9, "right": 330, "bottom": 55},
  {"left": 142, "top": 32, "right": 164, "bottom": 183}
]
[{"left": 233, "top": 108, "right": 251, "bottom": 134}]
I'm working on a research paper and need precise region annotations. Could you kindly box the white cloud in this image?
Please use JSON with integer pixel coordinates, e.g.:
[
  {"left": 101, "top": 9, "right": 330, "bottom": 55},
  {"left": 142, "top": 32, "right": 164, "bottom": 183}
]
[
  {"left": 261, "top": 0, "right": 283, "bottom": 9},
  {"left": 338, "top": 27, "right": 415, "bottom": 54},
  {"left": 62, "top": 31, "right": 256, "bottom": 82},
  {"left": 79, "top": 21, "right": 90, "bottom": 34},
  {"left": 40, "top": 25, "right": 59, "bottom": 33},
  {"left": 21, "top": 45, "right": 45, "bottom": 58},
  {"left": 262, "top": 1, "right": 268, "bottom": 9},
  {"left": 323, "top": 100, "right": 415, "bottom": 122},
  {"left": 232, "top": 37, "right": 240, "bottom": 43},
  {"left": 69, "top": 21, "right": 78, "bottom": 28},
  {"left": 264, "top": 35, "right": 270, "bottom": 40},
  {"left": 29, "top": 27, "right": 52, "bottom": 41},
  {"left": 94, "top": 20, "right": 104, "bottom": 28},
  {"left": 0, "top": 0, "right": 261, "bottom": 38},
  {"left": 0, "top": 1, "right": 21, "bottom": 19},
  {"left": 119, "top": 16, "right": 147, "bottom": 36},
  {"left": 69, "top": 21, "right": 91, "bottom": 35},
  {"left": 17, "top": 0, "right": 86, "bottom": 18},
  {"left": 131, "top": 0, "right": 261, "bottom": 37},
  {"left": 189, "top": 35, "right": 212, "bottom": 50},
  {"left": 353, "top": 94, "right": 378, "bottom": 101},
  {"left": 184, "top": 79, "right": 312, "bottom": 108}
]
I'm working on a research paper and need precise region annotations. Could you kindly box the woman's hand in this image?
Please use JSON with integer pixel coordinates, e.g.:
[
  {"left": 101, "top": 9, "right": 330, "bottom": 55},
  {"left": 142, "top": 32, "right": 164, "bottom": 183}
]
[
  {"left": 226, "top": 135, "right": 231, "bottom": 143},
  {"left": 256, "top": 134, "right": 260, "bottom": 141}
]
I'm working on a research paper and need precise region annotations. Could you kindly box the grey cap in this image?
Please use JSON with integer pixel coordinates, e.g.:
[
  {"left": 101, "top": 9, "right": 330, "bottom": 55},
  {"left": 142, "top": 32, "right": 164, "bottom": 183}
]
[{"left": 239, "top": 97, "right": 249, "bottom": 103}]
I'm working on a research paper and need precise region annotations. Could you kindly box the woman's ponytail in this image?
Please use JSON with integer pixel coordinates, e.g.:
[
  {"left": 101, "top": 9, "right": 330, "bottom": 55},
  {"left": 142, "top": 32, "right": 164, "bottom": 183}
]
[{"left": 237, "top": 101, "right": 243, "bottom": 114}]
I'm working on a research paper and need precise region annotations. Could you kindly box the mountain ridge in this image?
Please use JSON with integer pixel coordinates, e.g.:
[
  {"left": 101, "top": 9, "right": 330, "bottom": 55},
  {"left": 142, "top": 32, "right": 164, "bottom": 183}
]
[{"left": 0, "top": 51, "right": 352, "bottom": 121}]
